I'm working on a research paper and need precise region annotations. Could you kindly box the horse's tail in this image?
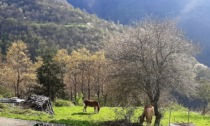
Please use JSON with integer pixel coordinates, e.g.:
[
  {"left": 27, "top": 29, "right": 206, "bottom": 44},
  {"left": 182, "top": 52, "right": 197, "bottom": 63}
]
[{"left": 97, "top": 102, "right": 100, "bottom": 112}]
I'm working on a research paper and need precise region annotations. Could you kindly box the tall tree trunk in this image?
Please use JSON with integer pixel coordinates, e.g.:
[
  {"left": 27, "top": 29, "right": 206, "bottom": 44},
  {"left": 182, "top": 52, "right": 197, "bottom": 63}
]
[
  {"left": 73, "top": 74, "right": 77, "bottom": 101},
  {"left": 17, "top": 69, "right": 20, "bottom": 97},
  {"left": 202, "top": 100, "right": 207, "bottom": 115},
  {"left": 103, "top": 94, "right": 108, "bottom": 106},
  {"left": 70, "top": 86, "right": 73, "bottom": 101},
  {"left": 97, "top": 64, "right": 101, "bottom": 101},
  {"left": 87, "top": 74, "right": 91, "bottom": 100},
  {"left": 69, "top": 78, "right": 73, "bottom": 101},
  {"left": 154, "top": 101, "right": 162, "bottom": 126},
  {"left": 81, "top": 70, "right": 84, "bottom": 95},
  {"left": 14, "top": 82, "right": 17, "bottom": 97},
  {"left": 97, "top": 85, "right": 100, "bottom": 101}
]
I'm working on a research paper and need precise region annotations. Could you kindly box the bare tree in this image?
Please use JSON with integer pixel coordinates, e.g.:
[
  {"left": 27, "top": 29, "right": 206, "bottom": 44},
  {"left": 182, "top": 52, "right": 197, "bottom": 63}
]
[{"left": 105, "top": 18, "right": 198, "bottom": 125}]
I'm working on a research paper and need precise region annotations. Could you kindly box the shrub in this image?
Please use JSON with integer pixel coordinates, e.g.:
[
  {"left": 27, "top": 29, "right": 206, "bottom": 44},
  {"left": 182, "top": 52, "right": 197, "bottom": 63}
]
[
  {"left": 0, "top": 103, "right": 6, "bottom": 109},
  {"left": 3, "top": 92, "right": 12, "bottom": 98},
  {"left": 53, "top": 99, "right": 74, "bottom": 107},
  {"left": 112, "top": 107, "right": 137, "bottom": 123},
  {"left": 75, "top": 93, "right": 83, "bottom": 106}
]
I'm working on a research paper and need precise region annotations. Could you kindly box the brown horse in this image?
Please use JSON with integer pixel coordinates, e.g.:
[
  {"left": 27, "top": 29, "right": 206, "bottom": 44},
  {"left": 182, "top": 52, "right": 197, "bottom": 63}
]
[
  {"left": 83, "top": 100, "right": 100, "bottom": 113},
  {"left": 139, "top": 105, "right": 154, "bottom": 126}
]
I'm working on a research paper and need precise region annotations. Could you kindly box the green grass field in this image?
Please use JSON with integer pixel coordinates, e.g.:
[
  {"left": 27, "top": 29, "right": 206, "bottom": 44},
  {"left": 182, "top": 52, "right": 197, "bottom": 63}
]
[{"left": 0, "top": 104, "right": 209, "bottom": 126}]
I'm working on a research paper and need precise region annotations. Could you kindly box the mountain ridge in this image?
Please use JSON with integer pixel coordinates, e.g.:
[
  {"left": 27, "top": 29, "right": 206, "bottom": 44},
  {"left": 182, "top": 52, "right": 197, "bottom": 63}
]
[{"left": 68, "top": 0, "right": 210, "bottom": 66}]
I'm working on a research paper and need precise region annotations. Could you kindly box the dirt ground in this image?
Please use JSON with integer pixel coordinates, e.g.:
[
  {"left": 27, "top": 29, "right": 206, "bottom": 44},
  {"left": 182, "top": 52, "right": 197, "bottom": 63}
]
[{"left": 0, "top": 117, "right": 67, "bottom": 126}]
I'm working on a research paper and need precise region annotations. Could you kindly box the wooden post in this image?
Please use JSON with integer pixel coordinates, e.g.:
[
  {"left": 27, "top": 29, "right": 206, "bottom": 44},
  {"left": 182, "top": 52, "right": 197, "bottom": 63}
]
[
  {"left": 169, "top": 109, "right": 171, "bottom": 126},
  {"left": 188, "top": 109, "right": 190, "bottom": 124}
]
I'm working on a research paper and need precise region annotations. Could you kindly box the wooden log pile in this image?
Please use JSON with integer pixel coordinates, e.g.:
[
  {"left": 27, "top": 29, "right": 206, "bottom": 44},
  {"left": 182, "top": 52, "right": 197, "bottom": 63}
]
[
  {"left": 23, "top": 94, "right": 54, "bottom": 115},
  {"left": 0, "top": 97, "right": 25, "bottom": 105}
]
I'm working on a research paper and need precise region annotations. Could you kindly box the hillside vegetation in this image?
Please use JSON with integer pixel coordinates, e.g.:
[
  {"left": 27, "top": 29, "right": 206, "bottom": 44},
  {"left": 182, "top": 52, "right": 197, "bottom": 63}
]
[{"left": 0, "top": 0, "right": 119, "bottom": 59}]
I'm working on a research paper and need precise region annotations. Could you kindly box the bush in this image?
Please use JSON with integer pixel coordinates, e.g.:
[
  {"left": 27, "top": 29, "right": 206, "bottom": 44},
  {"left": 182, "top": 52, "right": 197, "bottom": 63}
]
[
  {"left": 0, "top": 103, "right": 6, "bottom": 109},
  {"left": 75, "top": 93, "right": 83, "bottom": 106},
  {"left": 53, "top": 99, "right": 74, "bottom": 107},
  {"left": 0, "top": 91, "right": 13, "bottom": 98},
  {"left": 2, "top": 92, "right": 12, "bottom": 98},
  {"left": 112, "top": 107, "right": 137, "bottom": 123}
]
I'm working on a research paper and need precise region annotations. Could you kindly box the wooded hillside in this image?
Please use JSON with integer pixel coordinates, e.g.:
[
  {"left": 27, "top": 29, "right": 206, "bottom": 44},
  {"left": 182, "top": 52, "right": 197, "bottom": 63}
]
[{"left": 0, "top": 0, "right": 120, "bottom": 60}]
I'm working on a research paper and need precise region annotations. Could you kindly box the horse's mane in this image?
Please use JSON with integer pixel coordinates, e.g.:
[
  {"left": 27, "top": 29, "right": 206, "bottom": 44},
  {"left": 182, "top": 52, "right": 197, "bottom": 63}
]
[{"left": 144, "top": 104, "right": 153, "bottom": 109}]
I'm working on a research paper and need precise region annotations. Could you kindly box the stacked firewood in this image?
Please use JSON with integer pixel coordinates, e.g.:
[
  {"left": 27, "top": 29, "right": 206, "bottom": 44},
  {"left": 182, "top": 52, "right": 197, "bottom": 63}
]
[{"left": 0, "top": 97, "right": 25, "bottom": 106}]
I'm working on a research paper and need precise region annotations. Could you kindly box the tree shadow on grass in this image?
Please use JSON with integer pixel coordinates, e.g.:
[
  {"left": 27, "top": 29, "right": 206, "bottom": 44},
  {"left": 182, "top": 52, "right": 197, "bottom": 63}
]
[
  {"left": 99, "top": 120, "right": 141, "bottom": 126},
  {"left": 50, "top": 118, "right": 140, "bottom": 126},
  {"left": 51, "top": 119, "right": 97, "bottom": 126},
  {"left": 71, "top": 112, "right": 96, "bottom": 115}
]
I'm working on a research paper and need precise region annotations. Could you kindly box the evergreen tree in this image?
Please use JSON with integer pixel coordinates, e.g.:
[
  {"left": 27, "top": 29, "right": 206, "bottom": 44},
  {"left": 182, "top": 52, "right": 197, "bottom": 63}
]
[{"left": 36, "top": 54, "right": 65, "bottom": 101}]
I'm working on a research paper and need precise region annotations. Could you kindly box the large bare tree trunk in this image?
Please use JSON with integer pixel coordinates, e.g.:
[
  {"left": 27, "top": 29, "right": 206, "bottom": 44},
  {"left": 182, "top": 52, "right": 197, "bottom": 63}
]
[
  {"left": 154, "top": 102, "right": 162, "bottom": 126},
  {"left": 153, "top": 86, "right": 162, "bottom": 126}
]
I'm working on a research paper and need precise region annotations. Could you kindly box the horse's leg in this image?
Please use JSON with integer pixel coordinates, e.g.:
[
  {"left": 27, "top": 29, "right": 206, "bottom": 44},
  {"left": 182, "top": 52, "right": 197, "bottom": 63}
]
[
  {"left": 146, "top": 115, "right": 152, "bottom": 126},
  {"left": 94, "top": 106, "right": 96, "bottom": 113},
  {"left": 83, "top": 105, "right": 87, "bottom": 112},
  {"left": 146, "top": 122, "right": 151, "bottom": 126},
  {"left": 146, "top": 118, "right": 152, "bottom": 126},
  {"left": 139, "top": 114, "right": 145, "bottom": 126}
]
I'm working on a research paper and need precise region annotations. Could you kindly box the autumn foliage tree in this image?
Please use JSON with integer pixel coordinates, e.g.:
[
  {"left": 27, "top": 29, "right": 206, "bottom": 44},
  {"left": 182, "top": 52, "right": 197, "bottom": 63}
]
[
  {"left": 6, "top": 40, "right": 35, "bottom": 97},
  {"left": 91, "top": 51, "right": 108, "bottom": 102},
  {"left": 62, "top": 48, "right": 109, "bottom": 103}
]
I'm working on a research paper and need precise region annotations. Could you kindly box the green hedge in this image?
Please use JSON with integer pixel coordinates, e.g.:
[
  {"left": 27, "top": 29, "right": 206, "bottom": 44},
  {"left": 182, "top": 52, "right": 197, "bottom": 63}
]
[{"left": 53, "top": 99, "right": 74, "bottom": 107}]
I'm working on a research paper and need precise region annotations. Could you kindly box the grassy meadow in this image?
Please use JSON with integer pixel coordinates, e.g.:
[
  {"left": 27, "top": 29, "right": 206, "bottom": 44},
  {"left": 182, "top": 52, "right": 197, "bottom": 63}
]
[{"left": 0, "top": 103, "right": 210, "bottom": 126}]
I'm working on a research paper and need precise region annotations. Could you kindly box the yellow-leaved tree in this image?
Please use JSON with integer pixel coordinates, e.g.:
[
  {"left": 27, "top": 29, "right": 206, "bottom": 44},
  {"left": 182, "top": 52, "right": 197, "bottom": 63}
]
[
  {"left": 91, "top": 51, "right": 108, "bottom": 102},
  {"left": 67, "top": 48, "right": 92, "bottom": 101},
  {"left": 0, "top": 50, "right": 14, "bottom": 96},
  {"left": 6, "top": 40, "right": 36, "bottom": 97},
  {"left": 67, "top": 48, "right": 109, "bottom": 103}
]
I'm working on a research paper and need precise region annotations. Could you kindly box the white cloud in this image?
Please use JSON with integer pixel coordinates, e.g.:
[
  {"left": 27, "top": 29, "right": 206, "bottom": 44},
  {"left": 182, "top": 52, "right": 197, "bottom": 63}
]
[{"left": 181, "top": 0, "right": 204, "bottom": 15}]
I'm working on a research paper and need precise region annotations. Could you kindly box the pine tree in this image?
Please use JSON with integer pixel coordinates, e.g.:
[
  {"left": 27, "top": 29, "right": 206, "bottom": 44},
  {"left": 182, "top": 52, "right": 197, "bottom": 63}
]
[{"left": 36, "top": 54, "right": 65, "bottom": 101}]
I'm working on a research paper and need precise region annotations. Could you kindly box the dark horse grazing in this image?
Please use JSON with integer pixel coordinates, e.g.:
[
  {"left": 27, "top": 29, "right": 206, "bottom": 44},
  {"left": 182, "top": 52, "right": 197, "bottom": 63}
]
[
  {"left": 139, "top": 105, "right": 154, "bottom": 126},
  {"left": 83, "top": 100, "right": 100, "bottom": 113}
]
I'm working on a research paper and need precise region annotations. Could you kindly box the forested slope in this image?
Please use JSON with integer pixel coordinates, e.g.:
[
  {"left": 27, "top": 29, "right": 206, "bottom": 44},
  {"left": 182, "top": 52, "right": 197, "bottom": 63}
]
[{"left": 0, "top": 0, "right": 119, "bottom": 60}]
